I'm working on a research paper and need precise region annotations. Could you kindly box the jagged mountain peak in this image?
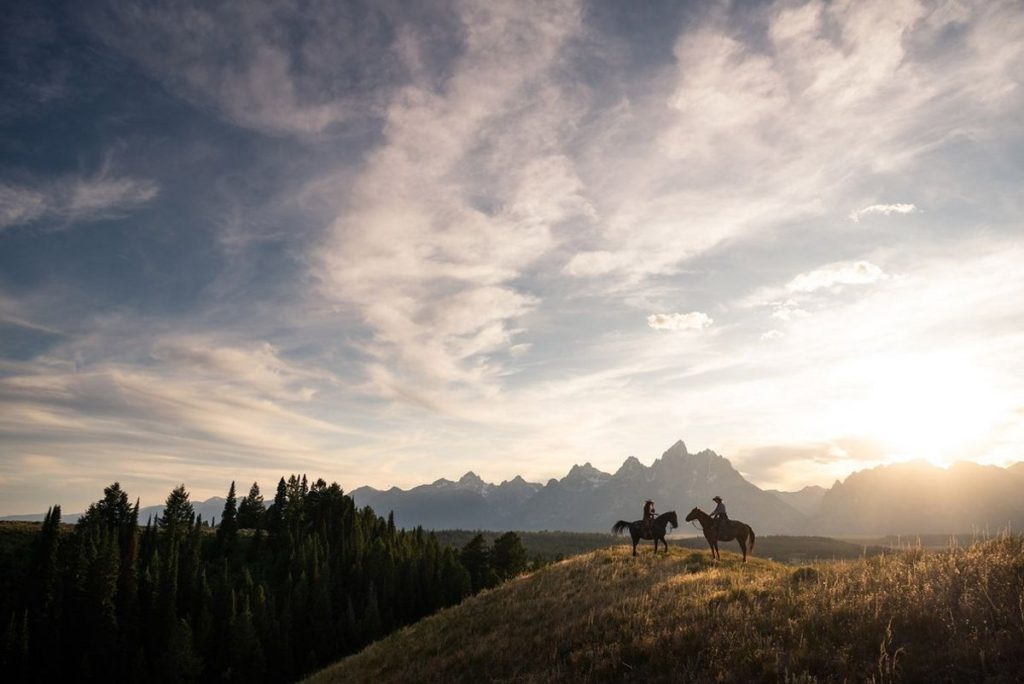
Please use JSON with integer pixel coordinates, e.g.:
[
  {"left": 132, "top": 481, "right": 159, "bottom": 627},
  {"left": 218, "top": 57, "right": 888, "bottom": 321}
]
[
  {"left": 662, "top": 440, "right": 688, "bottom": 459},
  {"left": 459, "top": 471, "right": 486, "bottom": 486},
  {"left": 561, "top": 462, "right": 611, "bottom": 490},
  {"left": 615, "top": 455, "right": 645, "bottom": 476},
  {"left": 498, "top": 475, "right": 540, "bottom": 490},
  {"left": 565, "top": 462, "right": 610, "bottom": 478}
]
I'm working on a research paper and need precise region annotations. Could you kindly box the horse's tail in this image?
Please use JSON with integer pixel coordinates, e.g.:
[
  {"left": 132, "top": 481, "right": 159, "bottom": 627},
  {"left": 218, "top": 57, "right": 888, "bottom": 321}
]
[
  {"left": 748, "top": 526, "right": 756, "bottom": 553},
  {"left": 612, "top": 520, "right": 631, "bottom": 535}
]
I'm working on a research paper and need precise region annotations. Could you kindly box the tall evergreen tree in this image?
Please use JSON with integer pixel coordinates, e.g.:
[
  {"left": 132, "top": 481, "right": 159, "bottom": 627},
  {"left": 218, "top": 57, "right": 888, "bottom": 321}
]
[
  {"left": 460, "top": 534, "right": 496, "bottom": 593},
  {"left": 265, "top": 478, "right": 288, "bottom": 536},
  {"left": 237, "top": 482, "right": 265, "bottom": 529},
  {"left": 217, "top": 482, "right": 238, "bottom": 555},
  {"left": 79, "top": 482, "right": 133, "bottom": 531},
  {"left": 491, "top": 532, "right": 528, "bottom": 581},
  {"left": 159, "top": 485, "right": 195, "bottom": 535}
]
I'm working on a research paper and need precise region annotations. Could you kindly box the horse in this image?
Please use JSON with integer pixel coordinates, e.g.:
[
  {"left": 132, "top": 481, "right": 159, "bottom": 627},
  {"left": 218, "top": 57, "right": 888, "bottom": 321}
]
[
  {"left": 612, "top": 511, "right": 678, "bottom": 556},
  {"left": 685, "top": 507, "right": 756, "bottom": 562}
]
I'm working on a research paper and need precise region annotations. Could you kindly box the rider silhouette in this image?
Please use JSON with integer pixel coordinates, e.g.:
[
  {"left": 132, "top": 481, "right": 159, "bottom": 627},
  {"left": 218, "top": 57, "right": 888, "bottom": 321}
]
[
  {"left": 643, "top": 499, "right": 656, "bottom": 535},
  {"left": 710, "top": 495, "right": 728, "bottom": 534}
]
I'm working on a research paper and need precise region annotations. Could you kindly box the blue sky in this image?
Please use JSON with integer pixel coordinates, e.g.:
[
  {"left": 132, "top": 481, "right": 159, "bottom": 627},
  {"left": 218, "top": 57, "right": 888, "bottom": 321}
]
[{"left": 1, "top": 0, "right": 1022, "bottom": 514}]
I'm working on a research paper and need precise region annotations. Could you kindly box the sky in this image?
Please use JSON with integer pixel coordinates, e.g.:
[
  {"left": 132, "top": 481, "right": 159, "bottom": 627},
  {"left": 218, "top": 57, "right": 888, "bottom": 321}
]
[{"left": 1, "top": 0, "right": 1022, "bottom": 515}]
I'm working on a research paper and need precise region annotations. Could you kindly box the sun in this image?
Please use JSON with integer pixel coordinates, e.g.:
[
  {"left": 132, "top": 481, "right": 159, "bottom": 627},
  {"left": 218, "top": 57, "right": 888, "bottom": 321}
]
[{"left": 841, "top": 352, "right": 1003, "bottom": 467}]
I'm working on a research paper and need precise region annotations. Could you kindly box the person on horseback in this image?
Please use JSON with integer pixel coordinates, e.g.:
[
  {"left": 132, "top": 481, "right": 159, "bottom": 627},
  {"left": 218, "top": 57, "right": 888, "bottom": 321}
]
[
  {"left": 643, "top": 499, "right": 656, "bottom": 535},
  {"left": 710, "top": 495, "right": 728, "bottom": 535}
]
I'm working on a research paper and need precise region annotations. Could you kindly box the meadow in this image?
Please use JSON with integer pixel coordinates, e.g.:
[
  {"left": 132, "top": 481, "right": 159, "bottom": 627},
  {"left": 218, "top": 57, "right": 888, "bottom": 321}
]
[{"left": 308, "top": 535, "right": 1024, "bottom": 683}]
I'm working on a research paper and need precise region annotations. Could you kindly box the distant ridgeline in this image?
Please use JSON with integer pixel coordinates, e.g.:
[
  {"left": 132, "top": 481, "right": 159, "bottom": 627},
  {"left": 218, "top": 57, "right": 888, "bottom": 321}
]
[
  {"left": 351, "top": 441, "right": 1024, "bottom": 536},
  {"left": 0, "top": 478, "right": 529, "bottom": 683}
]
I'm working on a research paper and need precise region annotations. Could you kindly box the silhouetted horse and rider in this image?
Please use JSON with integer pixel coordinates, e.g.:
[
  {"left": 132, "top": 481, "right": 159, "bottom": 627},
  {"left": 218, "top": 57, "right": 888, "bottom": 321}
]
[
  {"left": 685, "top": 505, "right": 756, "bottom": 562},
  {"left": 614, "top": 496, "right": 756, "bottom": 561},
  {"left": 612, "top": 510, "right": 678, "bottom": 556}
]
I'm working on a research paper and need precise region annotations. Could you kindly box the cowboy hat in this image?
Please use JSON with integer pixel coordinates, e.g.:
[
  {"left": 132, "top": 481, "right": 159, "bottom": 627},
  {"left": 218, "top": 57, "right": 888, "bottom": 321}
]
[{"left": 712, "top": 496, "right": 722, "bottom": 502}]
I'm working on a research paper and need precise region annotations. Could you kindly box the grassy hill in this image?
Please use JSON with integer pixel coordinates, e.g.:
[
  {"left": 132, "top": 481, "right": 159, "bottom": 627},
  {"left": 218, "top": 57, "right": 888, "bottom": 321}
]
[
  {"left": 432, "top": 529, "right": 891, "bottom": 563},
  {"left": 307, "top": 536, "right": 1024, "bottom": 683}
]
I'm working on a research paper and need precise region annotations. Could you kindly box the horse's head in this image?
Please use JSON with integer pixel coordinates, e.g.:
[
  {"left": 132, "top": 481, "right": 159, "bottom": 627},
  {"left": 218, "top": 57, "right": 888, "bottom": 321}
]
[
  {"left": 685, "top": 507, "right": 701, "bottom": 522},
  {"left": 665, "top": 510, "right": 678, "bottom": 530}
]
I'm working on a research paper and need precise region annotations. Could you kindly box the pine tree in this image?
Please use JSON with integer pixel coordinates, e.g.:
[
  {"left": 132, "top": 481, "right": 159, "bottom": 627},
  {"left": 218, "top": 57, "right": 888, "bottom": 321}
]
[
  {"left": 236, "top": 482, "right": 265, "bottom": 529},
  {"left": 491, "top": 532, "right": 528, "bottom": 580},
  {"left": 79, "top": 482, "right": 133, "bottom": 532},
  {"left": 265, "top": 477, "right": 288, "bottom": 536},
  {"left": 29, "top": 505, "right": 62, "bottom": 679},
  {"left": 216, "top": 482, "right": 238, "bottom": 555},
  {"left": 159, "top": 485, "right": 195, "bottom": 541},
  {"left": 460, "top": 534, "right": 495, "bottom": 593}
]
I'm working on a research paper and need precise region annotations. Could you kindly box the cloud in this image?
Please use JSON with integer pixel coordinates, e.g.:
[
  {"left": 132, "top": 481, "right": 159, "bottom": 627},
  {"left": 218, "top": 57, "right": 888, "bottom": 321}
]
[
  {"left": 848, "top": 203, "right": 919, "bottom": 222},
  {"left": 770, "top": 304, "right": 812, "bottom": 321},
  {"left": 86, "top": 0, "right": 418, "bottom": 136},
  {"left": 553, "top": 0, "right": 1023, "bottom": 292},
  {"left": 760, "top": 330, "right": 784, "bottom": 341},
  {"left": 316, "top": 1, "right": 586, "bottom": 403},
  {"left": 0, "top": 185, "right": 47, "bottom": 228},
  {"left": 0, "top": 173, "right": 158, "bottom": 230},
  {"left": 646, "top": 312, "right": 713, "bottom": 332},
  {"left": 787, "top": 261, "right": 887, "bottom": 293}
]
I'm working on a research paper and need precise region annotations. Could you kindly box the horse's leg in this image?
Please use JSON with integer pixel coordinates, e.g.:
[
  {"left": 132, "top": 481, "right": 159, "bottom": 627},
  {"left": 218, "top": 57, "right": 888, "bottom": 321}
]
[{"left": 631, "top": 530, "right": 638, "bottom": 557}]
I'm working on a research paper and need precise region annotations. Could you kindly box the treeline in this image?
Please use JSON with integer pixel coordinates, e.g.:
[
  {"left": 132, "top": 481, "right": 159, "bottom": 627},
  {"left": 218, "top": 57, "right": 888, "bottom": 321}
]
[{"left": 0, "top": 476, "right": 528, "bottom": 683}]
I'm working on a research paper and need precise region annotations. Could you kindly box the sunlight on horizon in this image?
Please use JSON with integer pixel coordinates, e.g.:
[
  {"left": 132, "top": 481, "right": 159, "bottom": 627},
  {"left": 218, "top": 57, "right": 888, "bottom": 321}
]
[{"left": 836, "top": 352, "right": 1009, "bottom": 469}]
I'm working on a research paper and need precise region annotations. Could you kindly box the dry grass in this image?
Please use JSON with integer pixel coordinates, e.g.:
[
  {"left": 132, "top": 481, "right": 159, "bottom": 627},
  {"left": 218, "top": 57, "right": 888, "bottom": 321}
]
[{"left": 306, "top": 536, "right": 1024, "bottom": 683}]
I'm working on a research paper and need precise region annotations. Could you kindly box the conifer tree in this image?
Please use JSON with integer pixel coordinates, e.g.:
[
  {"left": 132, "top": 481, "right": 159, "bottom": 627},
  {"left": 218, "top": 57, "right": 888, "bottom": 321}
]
[
  {"left": 265, "top": 477, "right": 288, "bottom": 536},
  {"left": 491, "top": 531, "right": 528, "bottom": 580},
  {"left": 159, "top": 485, "right": 195, "bottom": 540},
  {"left": 217, "top": 481, "right": 238, "bottom": 555},
  {"left": 460, "top": 534, "right": 496, "bottom": 593},
  {"left": 236, "top": 481, "right": 265, "bottom": 529}
]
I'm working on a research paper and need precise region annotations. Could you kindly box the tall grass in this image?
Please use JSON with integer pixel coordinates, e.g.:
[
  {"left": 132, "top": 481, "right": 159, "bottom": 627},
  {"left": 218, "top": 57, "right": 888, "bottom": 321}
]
[{"left": 307, "top": 535, "right": 1024, "bottom": 682}]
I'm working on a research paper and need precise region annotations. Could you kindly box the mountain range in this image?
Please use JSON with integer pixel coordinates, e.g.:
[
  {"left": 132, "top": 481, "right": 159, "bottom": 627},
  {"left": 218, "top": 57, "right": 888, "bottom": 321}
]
[
  {"left": 354, "top": 441, "right": 807, "bottom": 533},
  {"left": 352, "top": 440, "right": 1024, "bottom": 535},
  {"left": 7, "top": 441, "right": 1023, "bottom": 535}
]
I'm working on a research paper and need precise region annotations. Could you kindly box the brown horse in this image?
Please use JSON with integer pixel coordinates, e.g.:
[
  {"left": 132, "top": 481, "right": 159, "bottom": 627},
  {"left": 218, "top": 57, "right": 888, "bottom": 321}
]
[
  {"left": 612, "top": 511, "right": 678, "bottom": 556},
  {"left": 685, "top": 507, "right": 756, "bottom": 562}
]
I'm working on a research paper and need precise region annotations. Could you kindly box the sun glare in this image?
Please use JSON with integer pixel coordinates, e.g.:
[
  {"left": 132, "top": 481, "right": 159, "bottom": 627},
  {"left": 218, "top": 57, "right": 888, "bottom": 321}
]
[{"left": 844, "top": 353, "right": 1003, "bottom": 467}]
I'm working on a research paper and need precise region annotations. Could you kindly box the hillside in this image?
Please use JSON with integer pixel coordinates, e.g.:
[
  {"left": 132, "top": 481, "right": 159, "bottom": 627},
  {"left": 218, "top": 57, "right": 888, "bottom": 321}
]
[{"left": 308, "top": 537, "right": 1024, "bottom": 683}]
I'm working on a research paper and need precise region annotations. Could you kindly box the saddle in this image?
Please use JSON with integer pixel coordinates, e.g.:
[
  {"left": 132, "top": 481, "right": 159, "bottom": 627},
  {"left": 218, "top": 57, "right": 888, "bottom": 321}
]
[{"left": 714, "top": 518, "right": 735, "bottom": 541}]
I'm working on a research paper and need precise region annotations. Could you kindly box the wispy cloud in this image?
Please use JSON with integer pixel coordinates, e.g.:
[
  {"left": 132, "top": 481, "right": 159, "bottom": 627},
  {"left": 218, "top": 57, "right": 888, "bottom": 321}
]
[
  {"left": 87, "top": 0, "right": 410, "bottom": 136},
  {"left": 0, "top": 173, "right": 158, "bottom": 231},
  {"left": 647, "top": 312, "right": 713, "bottom": 332},
  {"left": 848, "top": 203, "right": 919, "bottom": 222},
  {"left": 316, "top": 1, "right": 586, "bottom": 403}
]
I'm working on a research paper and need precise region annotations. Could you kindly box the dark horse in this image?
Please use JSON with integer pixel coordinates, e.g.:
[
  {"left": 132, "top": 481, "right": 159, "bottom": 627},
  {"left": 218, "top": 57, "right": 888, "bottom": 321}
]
[
  {"left": 685, "top": 507, "right": 756, "bottom": 562},
  {"left": 612, "top": 511, "right": 678, "bottom": 556}
]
